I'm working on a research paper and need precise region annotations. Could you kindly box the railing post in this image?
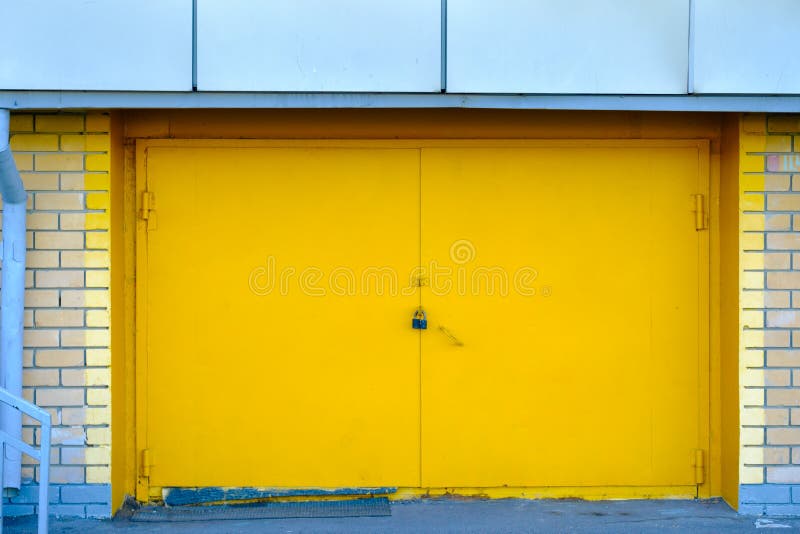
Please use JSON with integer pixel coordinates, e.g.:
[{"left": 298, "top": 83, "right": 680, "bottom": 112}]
[{"left": 37, "top": 414, "right": 50, "bottom": 534}]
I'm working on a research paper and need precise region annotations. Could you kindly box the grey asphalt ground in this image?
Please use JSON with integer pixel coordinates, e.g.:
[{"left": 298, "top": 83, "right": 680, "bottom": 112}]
[{"left": 4, "top": 498, "right": 800, "bottom": 533}]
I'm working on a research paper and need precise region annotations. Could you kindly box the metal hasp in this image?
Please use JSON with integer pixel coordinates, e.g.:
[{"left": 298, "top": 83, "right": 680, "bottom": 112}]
[{"left": 0, "top": 109, "right": 27, "bottom": 494}]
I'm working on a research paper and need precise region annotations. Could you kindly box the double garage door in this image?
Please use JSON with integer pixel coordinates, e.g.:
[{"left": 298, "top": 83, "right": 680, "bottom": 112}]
[{"left": 136, "top": 140, "right": 709, "bottom": 497}]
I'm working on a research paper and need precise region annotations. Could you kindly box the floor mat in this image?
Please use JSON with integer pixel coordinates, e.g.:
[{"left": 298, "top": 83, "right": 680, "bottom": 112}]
[{"left": 130, "top": 497, "right": 391, "bottom": 522}]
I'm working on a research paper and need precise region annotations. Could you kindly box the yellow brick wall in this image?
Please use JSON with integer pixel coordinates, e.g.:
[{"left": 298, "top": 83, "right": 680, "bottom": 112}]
[
  {"left": 739, "top": 114, "right": 800, "bottom": 514},
  {"left": 5, "top": 112, "right": 111, "bottom": 517}
]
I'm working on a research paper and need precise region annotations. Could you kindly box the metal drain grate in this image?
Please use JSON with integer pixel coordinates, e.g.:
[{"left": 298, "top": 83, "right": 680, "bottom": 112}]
[{"left": 131, "top": 497, "right": 391, "bottom": 522}]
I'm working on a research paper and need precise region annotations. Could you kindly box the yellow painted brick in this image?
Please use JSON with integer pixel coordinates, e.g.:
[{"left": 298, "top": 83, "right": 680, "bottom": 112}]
[
  {"left": 34, "top": 231, "right": 83, "bottom": 250},
  {"left": 743, "top": 311, "right": 765, "bottom": 329},
  {"left": 35, "top": 115, "right": 84, "bottom": 133},
  {"left": 741, "top": 447, "right": 765, "bottom": 465},
  {"left": 743, "top": 271, "right": 765, "bottom": 289},
  {"left": 742, "top": 408, "right": 767, "bottom": 426},
  {"left": 34, "top": 310, "right": 83, "bottom": 328},
  {"left": 766, "top": 292, "right": 791, "bottom": 308},
  {"left": 742, "top": 135, "right": 767, "bottom": 152},
  {"left": 61, "top": 329, "right": 109, "bottom": 349},
  {"left": 62, "top": 407, "right": 109, "bottom": 426},
  {"left": 35, "top": 349, "right": 83, "bottom": 367},
  {"left": 742, "top": 154, "right": 766, "bottom": 172},
  {"left": 768, "top": 116, "right": 800, "bottom": 133},
  {"left": 86, "top": 348, "right": 110, "bottom": 366},
  {"left": 765, "top": 136, "right": 793, "bottom": 152},
  {"left": 741, "top": 174, "right": 766, "bottom": 192},
  {"left": 742, "top": 369, "right": 765, "bottom": 387},
  {"left": 743, "top": 349, "right": 765, "bottom": 368},
  {"left": 23, "top": 350, "right": 33, "bottom": 367},
  {"left": 10, "top": 134, "right": 59, "bottom": 152},
  {"left": 61, "top": 251, "right": 109, "bottom": 268},
  {"left": 23, "top": 329, "right": 58, "bottom": 348},
  {"left": 24, "top": 310, "right": 33, "bottom": 328},
  {"left": 23, "top": 369, "right": 59, "bottom": 387},
  {"left": 86, "top": 271, "right": 110, "bottom": 288},
  {"left": 86, "top": 310, "right": 109, "bottom": 327},
  {"left": 742, "top": 214, "right": 766, "bottom": 231},
  {"left": 35, "top": 192, "right": 83, "bottom": 210},
  {"left": 61, "top": 289, "right": 109, "bottom": 308},
  {"left": 767, "top": 272, "right": 800, "bottom": 289},
  {"left": 84, "top": 174, "right": 110, "bottom": 191},
  {"left": 86, "top": 231, "right": 109, "bottom": 250},
  {"left": 27, "top": 212, "right": 58, "bottom": 230},
  {"left": 742, "top": 193, "right": 766, "bottom": 211},
  {"left": 742, "top": 291, "right": 765, "bottom": 309},
  {"left": 36, "top": 388, "right": 84, "bottom": 407},
  {"left": 768, "top": 194, "right": 800, "bottom": 211},
  {"left": 13, "top": 153, "right": 33, "bottom": 171},
  {"left": 27, "top": 251, "right": 59, "bottom": 268},
  {"left": 86, "top": 135, "right": 110, "bottom": 152},
  {"left": 20, "top": 173, "right": 59, "bottom": 191},
  {"left": 86, "top": 427, "right": 110, "bottom": 446},
  {"left": 765, "top": 330, "right": 791, "bottom": 347},
  {"left": 24, "top": 289, "right": 58, "bottom": 308},
  {"left": 742, "top": 233, "right": 764, "bottom": 251},
  {"left": 86, "top": 192, "right": 109, "bottom": 209},
  {"left": 10, "top": 114, "right": 33, "bottom": 132},
  {"left": 768, "top": 233, "right": 800, "bottom": 250},
  {"left": 35, "top": 153, "right": 83, "bottom": 172},
  {"left": 794, "top": 331, "right": 800, "bottom": 347},
  {"left": 59, "top": 135, "right": 86, "bottom": 151},
  {"left": 743, "top": 329, "right": 764, "bottom": 348},
  {"left": 85, "top": 155, "right": 109, "bottom": 172},
  {"left": 743, "top": 388, "right": 765, "bottom": 406},
  {"left": 85, "top": 212, "right": 109, "bottom": 230},
  {"left": 85, "top": 446, "right": 110, "bottom": 465},
  {"left": 742, "top": 253, "right": 765, "bottom": 270},
  {"left": 86, "top": 465, "right": 110, "bottom": 484},
  {"left": 744, "top": 114, "right": 768, "bottom": 134},
  {"left": 87, "top": 388, "right": 109, "bottom": 406},
  {"left": 741, "top": 465, "right": 764, "bottom": 484},
  {"left": 85, "top": 113, "right": 110, "bottom": 133},
  {"left": 743, "top": 427, "right": 765, "bottom": 445}
]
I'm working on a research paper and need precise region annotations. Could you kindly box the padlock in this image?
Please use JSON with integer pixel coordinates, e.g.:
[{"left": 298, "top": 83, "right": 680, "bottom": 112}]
[{"left": 412, "top": 309, "right": 427, "bottom": 330}]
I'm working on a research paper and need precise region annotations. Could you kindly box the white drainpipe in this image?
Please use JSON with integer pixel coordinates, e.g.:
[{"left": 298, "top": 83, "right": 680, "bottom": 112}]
[{"left": 0, "top": 109, "right": 27, "bottom": 492}]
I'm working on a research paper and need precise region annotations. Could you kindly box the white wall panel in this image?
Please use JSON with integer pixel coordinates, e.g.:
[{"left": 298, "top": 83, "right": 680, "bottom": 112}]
[
  {"left": 197, "top": 0, "right": 441, "bottom": 92},
  {"left": 447, "top": 0, "right": 690, "bottom": 94},
  {"left": 694, "top": 0, "right": 800, "bottom": 94},
  {"left": 0, "top": 0, "right": 192, "bottom": 91}
]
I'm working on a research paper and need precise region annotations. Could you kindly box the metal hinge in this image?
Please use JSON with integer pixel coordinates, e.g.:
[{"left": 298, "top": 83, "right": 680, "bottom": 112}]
[
  {"left": 139, "top": 191, "right": 157, "bottom": 230},
  {"left": 140, "top": 449, "right": 152, "bottom": 478},
  {"left": 693, "top": 194, "right": 707, "bottom": 231},
  {"left": 693, "top": 449, "right": 705, "bottom": 485}
]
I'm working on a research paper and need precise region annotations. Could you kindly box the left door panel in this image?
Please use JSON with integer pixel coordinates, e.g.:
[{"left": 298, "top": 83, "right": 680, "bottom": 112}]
[{"left": 139, "top": 144, "right": 421, "bottom": 492}]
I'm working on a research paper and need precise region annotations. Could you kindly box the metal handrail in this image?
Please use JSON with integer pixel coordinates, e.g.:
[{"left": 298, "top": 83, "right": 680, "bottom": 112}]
[{"left": 0, "top": 387, "right": 50, "bottom": 534}]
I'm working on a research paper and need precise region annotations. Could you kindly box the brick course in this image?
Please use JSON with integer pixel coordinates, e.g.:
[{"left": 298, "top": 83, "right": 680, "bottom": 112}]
[{"left": 3, "top": 112, "right": 111, "bottom": 517}]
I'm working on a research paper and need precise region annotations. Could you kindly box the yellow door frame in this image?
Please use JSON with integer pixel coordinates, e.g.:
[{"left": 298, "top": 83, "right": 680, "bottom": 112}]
[{"left": 131, "top": 138, "right": 715, "bottom": 502}]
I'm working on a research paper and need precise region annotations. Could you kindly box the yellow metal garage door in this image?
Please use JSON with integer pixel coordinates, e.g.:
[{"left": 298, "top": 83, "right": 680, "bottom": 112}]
[{"left": 136, "top": 140, "right": 709, "bottom": 499}]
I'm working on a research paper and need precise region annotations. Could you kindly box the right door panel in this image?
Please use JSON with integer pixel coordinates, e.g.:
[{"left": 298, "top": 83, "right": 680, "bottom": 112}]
[{"left": 420, "top": 143, "right": 708, "bottom": 489}]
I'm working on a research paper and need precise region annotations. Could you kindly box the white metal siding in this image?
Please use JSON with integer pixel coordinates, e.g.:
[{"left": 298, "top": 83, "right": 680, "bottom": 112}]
[
  {"left": 446, "top": 0, "right": 690, "bottom": 95},
  {"left": 0, "top": 0, "right": 192, "bottom": 91},
  {"left": 693, "top": 0, "right": 800, "bottom": 94},
  {"left": 196, "top": 0, "right": 441, "bottom": 92}
]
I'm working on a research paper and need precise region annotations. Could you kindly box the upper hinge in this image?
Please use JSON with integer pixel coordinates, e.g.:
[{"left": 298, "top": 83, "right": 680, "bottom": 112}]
[
  {"left": 693, "top": 448, "right": 705, "bottom": 485},
  {"left": 693, "top": 194, "right": 707, "bottom": 231},
  {"left": 140, "top": 449, "right": 152, "bottom": 478},
  {"left": 139, "top": 191, "right": 157, "bottom": 230}
]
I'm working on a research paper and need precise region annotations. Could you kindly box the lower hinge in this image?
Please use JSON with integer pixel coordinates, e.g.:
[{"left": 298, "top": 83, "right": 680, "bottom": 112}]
[
  {"left": 693, "top": 449, "right": 705, "bottom": 485},
  {"left": 694, "top": 194, "right": 708, "bottom": 231},
  {"left": 140, "top": 449, "right": 152, "bottom": 478}
]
